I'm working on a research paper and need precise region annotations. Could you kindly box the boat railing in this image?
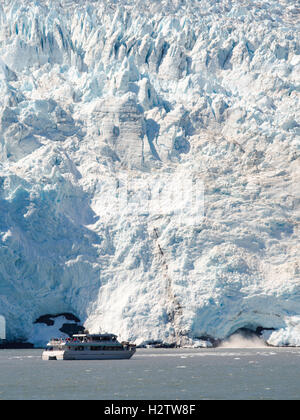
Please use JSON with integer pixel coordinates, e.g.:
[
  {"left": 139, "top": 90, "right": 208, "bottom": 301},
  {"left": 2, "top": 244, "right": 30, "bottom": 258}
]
[
  {"left": 49, "top": 338, "right": 65, "bottom": 344},
  {"left": 49, "top": 338, "right": 124, "bottom": 345},
  {"left": 48, "top": 338, "right": 136, "bottom": 350}
]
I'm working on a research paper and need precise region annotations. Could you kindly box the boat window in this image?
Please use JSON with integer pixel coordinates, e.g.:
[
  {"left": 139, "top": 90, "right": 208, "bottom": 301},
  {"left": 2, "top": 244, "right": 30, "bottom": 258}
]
[{"left": 75, "top": 346, "right": 84, "bottom": 351}]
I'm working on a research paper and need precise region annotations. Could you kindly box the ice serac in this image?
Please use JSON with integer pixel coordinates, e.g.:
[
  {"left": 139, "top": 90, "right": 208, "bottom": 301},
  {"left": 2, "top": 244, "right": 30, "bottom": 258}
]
[{"left": 0, "top": 0, "right": 299, "bottom": 347}]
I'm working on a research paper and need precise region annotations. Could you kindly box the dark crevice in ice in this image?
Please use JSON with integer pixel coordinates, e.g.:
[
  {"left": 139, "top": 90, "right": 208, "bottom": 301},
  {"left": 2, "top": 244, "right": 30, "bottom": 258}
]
[{"left": 34, "top": 312, "right": 81, "bottom": 326}]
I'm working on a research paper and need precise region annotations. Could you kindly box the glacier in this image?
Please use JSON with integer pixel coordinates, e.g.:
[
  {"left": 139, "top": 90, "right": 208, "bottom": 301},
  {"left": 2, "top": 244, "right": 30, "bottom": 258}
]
[{"left": 0, "top": 0, "right": 299, "bottom": 347}]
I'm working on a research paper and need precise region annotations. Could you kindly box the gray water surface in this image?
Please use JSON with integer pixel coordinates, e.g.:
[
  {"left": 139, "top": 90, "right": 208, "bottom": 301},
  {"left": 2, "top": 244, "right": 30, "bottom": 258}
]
[{"left": 1, "top": 347, "right": 300, "bottom": 400}]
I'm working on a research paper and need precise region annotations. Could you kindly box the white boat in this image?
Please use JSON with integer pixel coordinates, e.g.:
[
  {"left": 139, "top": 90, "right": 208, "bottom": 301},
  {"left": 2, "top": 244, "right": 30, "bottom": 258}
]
[{"left": 42, "top": 332, "right": 136, "bottom": 360}]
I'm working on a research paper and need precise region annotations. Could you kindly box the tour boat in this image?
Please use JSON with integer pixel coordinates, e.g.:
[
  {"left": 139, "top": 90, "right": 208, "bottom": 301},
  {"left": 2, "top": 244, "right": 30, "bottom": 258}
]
[{"left": 42, "top": 332, "right": 136, "bottom": 360}]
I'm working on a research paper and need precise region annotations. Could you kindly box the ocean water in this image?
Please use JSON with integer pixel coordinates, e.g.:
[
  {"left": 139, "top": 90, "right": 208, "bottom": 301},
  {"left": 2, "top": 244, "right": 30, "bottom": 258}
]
[{"left": 1, "top": 347, "right": 300, "bottom": 400}]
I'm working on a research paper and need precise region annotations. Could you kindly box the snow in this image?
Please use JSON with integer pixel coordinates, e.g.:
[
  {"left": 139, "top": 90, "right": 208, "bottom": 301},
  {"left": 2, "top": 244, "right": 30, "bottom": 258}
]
[{"left": 0, "top": 0, "right": 299, "bottom": 347}]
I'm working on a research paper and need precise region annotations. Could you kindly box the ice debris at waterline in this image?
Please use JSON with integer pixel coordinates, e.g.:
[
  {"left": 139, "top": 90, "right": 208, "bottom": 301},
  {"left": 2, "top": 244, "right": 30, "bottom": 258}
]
[{"left": 0, "top": 0, "right": 299, "bottom": 348}]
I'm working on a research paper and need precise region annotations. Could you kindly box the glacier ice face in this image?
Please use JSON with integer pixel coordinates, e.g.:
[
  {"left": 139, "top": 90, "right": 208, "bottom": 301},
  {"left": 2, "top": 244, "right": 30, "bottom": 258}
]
[
  {"left": 0, "top": 0, "right": 299, "bottom": 346},
  {"left": 27, "top": 315, "right": 75, "bottom": 348}
]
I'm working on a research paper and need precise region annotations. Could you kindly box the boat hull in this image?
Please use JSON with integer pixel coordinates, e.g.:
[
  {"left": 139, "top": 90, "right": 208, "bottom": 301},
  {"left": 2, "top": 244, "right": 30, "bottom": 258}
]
[{"left": 42, "top": 349, "right": 135, "bottom": 360}]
